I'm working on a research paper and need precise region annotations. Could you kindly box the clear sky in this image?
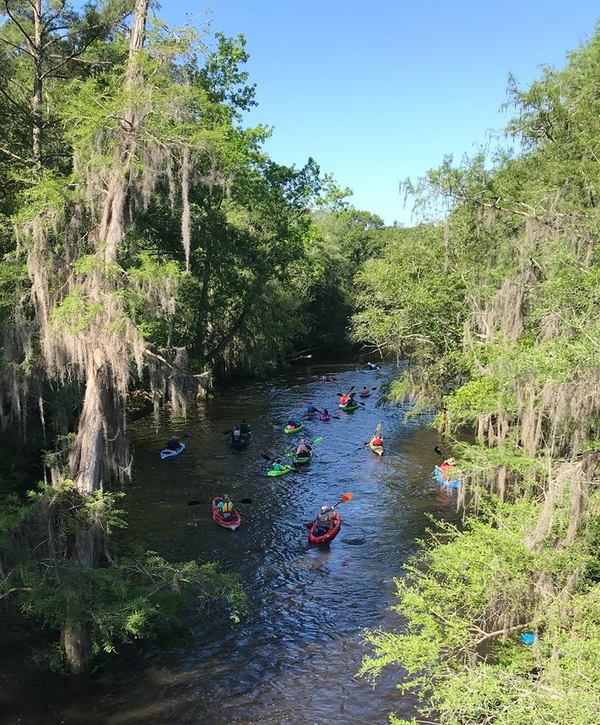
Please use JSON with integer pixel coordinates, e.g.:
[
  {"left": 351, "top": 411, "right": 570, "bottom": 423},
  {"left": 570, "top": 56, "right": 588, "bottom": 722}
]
[{"left": 159, "top": 1, "right": 599, "bottom": 225}]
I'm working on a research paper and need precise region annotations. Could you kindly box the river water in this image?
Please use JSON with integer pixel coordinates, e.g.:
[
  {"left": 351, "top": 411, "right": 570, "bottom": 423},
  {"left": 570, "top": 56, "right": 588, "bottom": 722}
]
[{"left": 1, "top": 363, "right": 456, "bottom": 724}]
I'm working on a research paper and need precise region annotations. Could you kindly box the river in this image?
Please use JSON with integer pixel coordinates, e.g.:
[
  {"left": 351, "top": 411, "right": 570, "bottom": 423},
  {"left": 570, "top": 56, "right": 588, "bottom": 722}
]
[{"left": 1, "top": 362, "right": 457, "bottom": 724}]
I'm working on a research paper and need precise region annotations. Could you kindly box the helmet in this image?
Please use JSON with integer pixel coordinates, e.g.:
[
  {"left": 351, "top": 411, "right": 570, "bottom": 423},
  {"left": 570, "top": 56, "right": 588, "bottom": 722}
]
[{"left": 320, "top": 505, "right": 329, "bottom": 513}]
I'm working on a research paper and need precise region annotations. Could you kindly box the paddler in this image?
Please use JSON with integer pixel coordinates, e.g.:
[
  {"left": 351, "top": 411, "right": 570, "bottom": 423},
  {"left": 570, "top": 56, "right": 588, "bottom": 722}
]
[
  {"left": 313, "top": 505, "right": 336, "bottom": 535},
  {"left": 296, "top": 438, "right": 312, "bottom": 458},
  {"left": 216, "top": 494, "right": 235, "bottom": 520}
]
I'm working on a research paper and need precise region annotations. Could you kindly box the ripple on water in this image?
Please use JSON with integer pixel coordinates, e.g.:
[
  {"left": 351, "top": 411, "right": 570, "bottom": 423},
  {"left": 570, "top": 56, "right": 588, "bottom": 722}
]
[{"left": 1, "top": 363, "right": 458, "bottom": 725}]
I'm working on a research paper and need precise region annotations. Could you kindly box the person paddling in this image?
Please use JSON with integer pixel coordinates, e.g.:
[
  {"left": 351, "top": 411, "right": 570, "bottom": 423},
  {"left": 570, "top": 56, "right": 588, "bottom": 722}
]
[
  {"left": 439, "top": 457, "right": 456, "bottom": 479},
  {"left": 313, "top": 505, "right": 336, "bottom": 535},
  {"left": 216, "top": 494, "right": 236, "bottom": 520},
  {"left": 165, "top": 435, "right": 180, "bottom": 451},
  {"left": 296, "top": 438, "right": 312, "bottom": 458},
  {"left": 370, "top": 431, "right": 383, "bottom": 448}
]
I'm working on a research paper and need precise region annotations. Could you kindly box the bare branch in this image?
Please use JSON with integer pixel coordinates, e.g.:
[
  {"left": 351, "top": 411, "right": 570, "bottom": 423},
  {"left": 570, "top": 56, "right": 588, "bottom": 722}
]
[
  {"left": 0, "top": 586, "right": 32, "bottom": 600},
  {"left": 0, "top": 33, "right": 35, "bottom": 57},
  {"left": 4, "top": 0, "right": 35, "bottom": 52},
  {"left": 0, "top": 143, "right": 27, "bottom": 162}
]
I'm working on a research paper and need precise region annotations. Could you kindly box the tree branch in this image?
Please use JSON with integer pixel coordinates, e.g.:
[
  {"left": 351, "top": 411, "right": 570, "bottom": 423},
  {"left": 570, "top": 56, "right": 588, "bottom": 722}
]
[
  {"left": 0, "top": 143, "right": 27, "bottom": 162},
  {"left": 4, "top": 1, "right": 35, "bottom": 52},
  {"left": 0, "top": 586, "right": 32, "bottom": 600},
  {"left": 0, "top": 33, "right": 35, "bottom": 57}
]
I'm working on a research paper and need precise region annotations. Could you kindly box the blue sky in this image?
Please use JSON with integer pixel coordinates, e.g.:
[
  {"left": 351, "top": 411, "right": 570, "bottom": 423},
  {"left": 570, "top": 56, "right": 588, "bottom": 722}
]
[{"left": 159, "top": 1, "right": 599, "bottom": 224}]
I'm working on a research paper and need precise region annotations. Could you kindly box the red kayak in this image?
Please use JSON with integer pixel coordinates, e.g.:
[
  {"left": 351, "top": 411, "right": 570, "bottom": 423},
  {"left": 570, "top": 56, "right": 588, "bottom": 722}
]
[
  {"left": 359, "top": 391, "right": 370, "bottom": 398},
  {"left": 308, "top": 513, "right": 342, "bottom": 545},
  {"left": 320, "top": 413, "right": 331, "bottom": 422},
  {"left": 211, "top": 497, "right": 241, "bottom": 530}
]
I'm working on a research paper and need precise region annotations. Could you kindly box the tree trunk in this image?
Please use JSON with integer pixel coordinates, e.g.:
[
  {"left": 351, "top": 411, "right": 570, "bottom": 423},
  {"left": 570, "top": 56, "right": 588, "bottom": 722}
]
[
  {"left": 60, "top": 0, "right": 150, "bottom": 674},
  {"left": 61, "top": 620, "right": 91, "bottom": 675},
  {"left": 31, "top": 0, "right": 43, "bottom": 166}
]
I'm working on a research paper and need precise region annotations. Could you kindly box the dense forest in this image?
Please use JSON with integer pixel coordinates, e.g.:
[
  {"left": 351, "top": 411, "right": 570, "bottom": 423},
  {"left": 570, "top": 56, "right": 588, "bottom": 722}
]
[
  {"left": 1, "top": 2, "right": 598, "bottom": 723},
  {"left": 0, "top": 0, "right": 379, "bottom": 674},
  {"left": 357, "top": 29, "right": 600, "bottom": 725}
]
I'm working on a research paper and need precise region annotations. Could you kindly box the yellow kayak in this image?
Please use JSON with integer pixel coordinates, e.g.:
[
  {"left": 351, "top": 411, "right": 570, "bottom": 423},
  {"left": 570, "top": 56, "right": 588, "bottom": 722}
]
[{"left": 369, "top": 442, "right": 384, "bottom": 456}]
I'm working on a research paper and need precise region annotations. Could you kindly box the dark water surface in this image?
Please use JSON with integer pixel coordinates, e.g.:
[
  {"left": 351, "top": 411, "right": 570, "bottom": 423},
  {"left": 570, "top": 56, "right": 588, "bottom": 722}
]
[{"left": 1, "top": 364, "right": 456, "bottom": 724}]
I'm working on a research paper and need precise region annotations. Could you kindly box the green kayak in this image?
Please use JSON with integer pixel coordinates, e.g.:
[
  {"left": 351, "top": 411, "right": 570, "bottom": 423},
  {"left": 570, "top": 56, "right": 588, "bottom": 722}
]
[
  {"left": 267, "top": 465, "right": 292, "bottom": 477},
  {"left": 342, "top": 403, "right": 360, "bottom": 412},
  {"left": 284, "top": 423, "right": 304, "bottom": 434},
  {"left": 293, "top": 454, "right": 312, "bottom": 465}
]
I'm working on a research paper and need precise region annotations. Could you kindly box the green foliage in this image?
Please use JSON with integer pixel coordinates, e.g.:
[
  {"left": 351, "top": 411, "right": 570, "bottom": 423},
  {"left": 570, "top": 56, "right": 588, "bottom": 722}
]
[
  {"left": 357, "top": 24, "right": 600, "bottom": 725},
  {"left": 362, "top": 497, "right": 600, "bottom": 724},
  {"left": 1, "top": 482, "right": 244, "bottom": 667}
]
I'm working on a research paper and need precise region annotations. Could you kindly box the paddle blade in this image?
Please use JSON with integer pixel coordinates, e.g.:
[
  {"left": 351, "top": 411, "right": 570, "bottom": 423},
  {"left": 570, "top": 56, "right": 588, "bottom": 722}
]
[
  {"left": 222, "top": 429, "right": 232, "bottom": 435},
  {"left": 188, "top": 500, "right": 201, "bottom": 506},
  {"left": 376, "top": 423, "right": 382, "bottom": 433},
  {"left": 340, "top": 492, "right": 353, "bottom": 502},
  {"left": 239, "top": 498, "right": 252, "bottom": 504},
  {"left": 312, "top": 436, "right": 323, "bottom": 445},
  {"left": 260, "top": 452, "right": 272, "bottom": 461}
]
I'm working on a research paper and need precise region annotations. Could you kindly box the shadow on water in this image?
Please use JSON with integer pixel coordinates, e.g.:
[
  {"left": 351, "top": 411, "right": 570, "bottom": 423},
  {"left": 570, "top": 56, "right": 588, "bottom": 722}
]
[{"left": 0, "top": 363, "right": 458, "bottom": 724}]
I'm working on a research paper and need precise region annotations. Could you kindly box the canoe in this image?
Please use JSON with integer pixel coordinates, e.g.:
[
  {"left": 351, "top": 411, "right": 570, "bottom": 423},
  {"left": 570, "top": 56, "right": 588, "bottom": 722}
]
[
  {"left": 433, "top": 465, "right": 459, "bottom": 490},
  {"left": 341, "top": 403, "right": 360, "bottom": 412},
  {"left": 308, "top": 513, "right": 342, "bottom": 545},
  {"left": 211, "top": 498, "right": 241, "bottom": 530},
  {"left": 231, "top": 432, "right": 251, "bottom": 450},
  {"left": 267, "top": 464, "right": 292, "bottom": 477},
  {"left": 359, "top": 391, "right": 370, "bottom": 398},
  {"left": 319, "top": 414, "right": 331, "bottom": 422},
  {"left": 284, "top": 423, "right": 304, "bottom": 434},
  {"left": 160, "top": 442, "right": 186, "bottom": 460},
  {"left": 369, "top": 442, "right": 384, "bottom": 456}
]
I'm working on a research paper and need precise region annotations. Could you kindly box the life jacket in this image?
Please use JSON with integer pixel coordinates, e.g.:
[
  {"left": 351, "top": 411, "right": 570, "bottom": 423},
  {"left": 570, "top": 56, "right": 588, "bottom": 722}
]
[
  {"left": 340, "top": 395, "right": 350, "bottom": 405},
  {"left": 232, "top": 427, "right": 241, "bottom": 440},
  {"left": 372, "top": 437, "right": 383, "bottom": 446},
  {"left": 221, "top": 500, "right": 233, "bottom": 513},
  {"left": 316, "top": 512, "right": 332, "bottom": 529}
]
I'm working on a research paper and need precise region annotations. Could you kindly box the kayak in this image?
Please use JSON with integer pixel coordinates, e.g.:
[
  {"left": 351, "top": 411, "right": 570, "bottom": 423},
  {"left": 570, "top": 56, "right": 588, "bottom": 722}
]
[
  {"left": 231, "top": 432, "right": 251, "bottom": 450},
  {"left": 359, "top": 391, "right": 370, "bottom": 398},
  {"left": 319, "top": 414, "right": 331, "bottom": 422},
  {"left": 341, "top": 403, "right": 360, "bottom": 412},
  {"left": 211, "top": 498, "right": 241, "bottom": 530},
  {"left": 160, "top": 442, "right": 186, "bottom": 460},
  {"left": 284, "top": 423, "right": 304, "bottom": 434},
  {"left": 267, "top": 464, "right": 292, "bottom": 477},
  {"left": 369, "top": 442, "right": 384, "bottom": 456},
  {"left": 433, "top": 465, "right": 459, "bottom": 490},
  {"left": 293, "top": 452, "right": 312, "bottom": 465},
  {"left": 308, "top": 513, "right": 342, "bottom": 545}
]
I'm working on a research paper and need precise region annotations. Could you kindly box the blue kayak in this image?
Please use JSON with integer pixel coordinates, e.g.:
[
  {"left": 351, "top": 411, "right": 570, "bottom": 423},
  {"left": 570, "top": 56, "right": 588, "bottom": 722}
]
[
  {"left": 433, "top": 465, "right": 459, "bottom": 490},
  {"left": 160, "top": 442, "right": 186, "bottom": 460}
]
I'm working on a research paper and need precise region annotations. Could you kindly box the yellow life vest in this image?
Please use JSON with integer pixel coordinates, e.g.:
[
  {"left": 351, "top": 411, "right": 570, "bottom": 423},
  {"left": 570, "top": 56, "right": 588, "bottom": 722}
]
[{"left": 221, "top": 500, "right": 233, "bottom": 513}]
